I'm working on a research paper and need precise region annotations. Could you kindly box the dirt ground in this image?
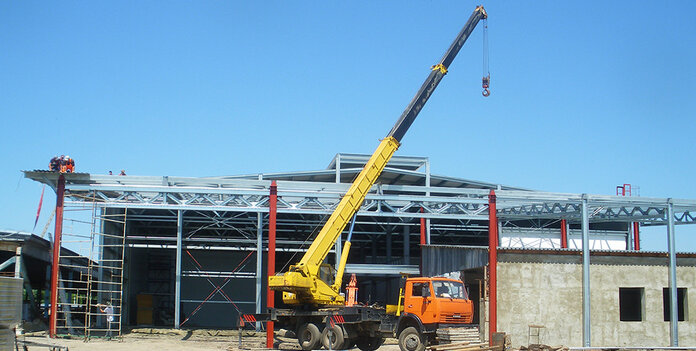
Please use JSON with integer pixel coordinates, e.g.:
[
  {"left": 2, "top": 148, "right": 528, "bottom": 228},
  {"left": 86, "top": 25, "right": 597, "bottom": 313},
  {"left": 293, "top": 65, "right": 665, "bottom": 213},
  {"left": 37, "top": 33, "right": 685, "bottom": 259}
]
[{"left": 17, "top": 329, "right": 401, "bottom": 351}]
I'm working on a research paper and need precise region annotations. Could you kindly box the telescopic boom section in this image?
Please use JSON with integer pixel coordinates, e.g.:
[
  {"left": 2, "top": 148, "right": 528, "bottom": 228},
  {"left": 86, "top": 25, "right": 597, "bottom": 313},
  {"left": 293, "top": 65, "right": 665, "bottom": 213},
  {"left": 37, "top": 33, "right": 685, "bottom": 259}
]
[{"left": 268, "top": 5, "right": 488, "bottom": 307}]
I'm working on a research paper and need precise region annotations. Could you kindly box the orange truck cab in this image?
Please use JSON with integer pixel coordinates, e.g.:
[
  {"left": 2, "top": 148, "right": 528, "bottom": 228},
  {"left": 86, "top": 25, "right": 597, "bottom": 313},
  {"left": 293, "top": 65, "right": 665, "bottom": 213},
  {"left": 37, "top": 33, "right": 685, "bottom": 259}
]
[{"left": 395, "top": 277, "right": 474, "bottom": 351}]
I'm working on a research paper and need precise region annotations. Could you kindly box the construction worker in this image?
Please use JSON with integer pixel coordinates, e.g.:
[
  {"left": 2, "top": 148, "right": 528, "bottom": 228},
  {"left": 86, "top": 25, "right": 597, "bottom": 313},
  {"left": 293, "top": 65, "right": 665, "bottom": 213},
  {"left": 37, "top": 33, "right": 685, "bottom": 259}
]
[
  {"left": 98, "top": 300, "right": 115, "bottom": 339},
  {"left": 65, "top": 156, "right": 75, "bottom": 172},
  {"left": 49, "top": 156, "right": 60, "bottom": 171},
  {"left": 59, "top": 155, "right": 67, "bottom": 173}
]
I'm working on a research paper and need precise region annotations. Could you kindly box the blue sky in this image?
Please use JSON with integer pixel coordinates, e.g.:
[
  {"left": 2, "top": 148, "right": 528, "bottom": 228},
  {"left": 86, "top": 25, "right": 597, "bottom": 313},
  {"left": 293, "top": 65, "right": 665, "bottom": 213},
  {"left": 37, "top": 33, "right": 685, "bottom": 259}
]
[{"left": 1, "top": 1, "right": 695, "bottom": 251}]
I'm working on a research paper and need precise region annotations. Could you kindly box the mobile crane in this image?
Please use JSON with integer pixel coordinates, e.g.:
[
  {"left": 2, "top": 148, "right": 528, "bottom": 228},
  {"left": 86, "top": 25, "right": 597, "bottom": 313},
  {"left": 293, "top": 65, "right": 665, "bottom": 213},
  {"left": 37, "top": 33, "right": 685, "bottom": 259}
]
[{"left": 252, "top": 6, "right": 488, "bottom": 351}]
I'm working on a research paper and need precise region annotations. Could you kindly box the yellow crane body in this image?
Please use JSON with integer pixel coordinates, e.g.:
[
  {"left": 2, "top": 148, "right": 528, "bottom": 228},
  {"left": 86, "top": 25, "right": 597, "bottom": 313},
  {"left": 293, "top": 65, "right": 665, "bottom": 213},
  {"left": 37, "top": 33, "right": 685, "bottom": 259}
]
[
  {"left": 268, "top": 137, "right": 400, "bottom": 305},
  {"left": 268, "top": 5, "right": 487, "bottom": 308}
]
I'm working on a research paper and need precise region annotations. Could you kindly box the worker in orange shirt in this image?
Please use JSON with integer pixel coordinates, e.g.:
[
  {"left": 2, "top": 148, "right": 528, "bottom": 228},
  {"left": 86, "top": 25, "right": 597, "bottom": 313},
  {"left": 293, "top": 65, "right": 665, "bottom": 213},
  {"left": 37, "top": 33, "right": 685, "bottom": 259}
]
[
  {"left": 59, "top": 155, "right": 67, "bottom": 173},
  {"left": 65, "top": 156, "right": 75, "bottom": 172}
]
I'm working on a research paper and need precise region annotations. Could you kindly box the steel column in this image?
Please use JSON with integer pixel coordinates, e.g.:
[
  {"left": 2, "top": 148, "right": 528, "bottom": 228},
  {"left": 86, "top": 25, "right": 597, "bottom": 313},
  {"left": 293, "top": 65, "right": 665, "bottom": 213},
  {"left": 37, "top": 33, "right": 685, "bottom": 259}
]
[
  {"left": 175, "top": 210, "right": 183, "bottom": 328},
  {"left": 667, "top": 201, "right": 678, "bottom": 346},
  {"left": 560, "top": 219, "right": 568, "bottom": 249},
  {"left": 386, "top": 230, "right": 392, "bottom": 262},
  {"left": 256, "top": 213, "right": 263, "bottom": 330},
  {"left": 335, "top": 154, "right": 341, "bottom": 184},
  {"left": 581, "top": 195, "right": 591, "bottom": 347},
  {"left": 487, "top": 190, "right": 497, "bottom": 344},
  {"left": 425, "top": 160, "right": 431, "bottom": 245},
  {"left": 633, "top": 222, "right": 640, "bottom": 251},
  {"left": 266, "top": 181, "right": 277, "bottom": 349},
  {"left": 49, "top": 174, "right": 65, "bottom": 338},
  {"left": 403, "top": 224, "right": 410, "bottom": 264},
  {"left": 420, "top": 208, "right": 426, "bottom": 246},
  {"left": 14, "top": 247, "right": 21, "bottom": 278}
]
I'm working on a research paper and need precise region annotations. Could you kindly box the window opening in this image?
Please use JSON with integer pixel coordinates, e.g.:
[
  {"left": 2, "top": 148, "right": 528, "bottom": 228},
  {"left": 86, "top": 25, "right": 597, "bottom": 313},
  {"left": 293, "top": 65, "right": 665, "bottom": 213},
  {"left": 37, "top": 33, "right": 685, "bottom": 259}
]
[
  {"left": 663, "top": 288, "right": 688, "bottom": 321},
  {"left": 619, "top": 287, "right": 644, "bottom": 322}
]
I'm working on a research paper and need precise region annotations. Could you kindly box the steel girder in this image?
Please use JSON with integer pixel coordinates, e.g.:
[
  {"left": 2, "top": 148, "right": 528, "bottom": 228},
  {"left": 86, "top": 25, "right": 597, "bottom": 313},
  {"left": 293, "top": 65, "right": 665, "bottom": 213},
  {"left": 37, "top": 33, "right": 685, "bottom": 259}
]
[
  {"left": 494, "top": 190, "right": 696, "bottom": 225},
  {"left": 62, "top": 185, "right": 491, "bottom": 221}
]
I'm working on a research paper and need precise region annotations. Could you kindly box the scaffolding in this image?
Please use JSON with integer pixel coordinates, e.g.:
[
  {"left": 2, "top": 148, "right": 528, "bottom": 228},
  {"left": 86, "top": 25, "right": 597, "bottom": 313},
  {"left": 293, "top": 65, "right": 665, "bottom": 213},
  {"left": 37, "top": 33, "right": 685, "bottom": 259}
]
[{"left": 53, "top": 201, "right": 125, "bottom": 340}]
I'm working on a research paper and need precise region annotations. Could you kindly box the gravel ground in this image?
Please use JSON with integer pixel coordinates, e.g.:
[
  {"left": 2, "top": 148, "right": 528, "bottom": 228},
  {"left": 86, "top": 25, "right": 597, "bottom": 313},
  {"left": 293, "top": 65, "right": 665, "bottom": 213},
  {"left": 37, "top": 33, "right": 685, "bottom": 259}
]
[{"left": 16, "top": 329, "right": 401, "bottom": 351}]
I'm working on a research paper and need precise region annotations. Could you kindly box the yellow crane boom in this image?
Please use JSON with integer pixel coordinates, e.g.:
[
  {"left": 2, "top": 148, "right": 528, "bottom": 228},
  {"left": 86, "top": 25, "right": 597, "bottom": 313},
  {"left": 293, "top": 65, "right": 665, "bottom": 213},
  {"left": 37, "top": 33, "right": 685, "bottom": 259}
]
[{"left": 269, "top": 5, "right": 488, "bottom": 306}]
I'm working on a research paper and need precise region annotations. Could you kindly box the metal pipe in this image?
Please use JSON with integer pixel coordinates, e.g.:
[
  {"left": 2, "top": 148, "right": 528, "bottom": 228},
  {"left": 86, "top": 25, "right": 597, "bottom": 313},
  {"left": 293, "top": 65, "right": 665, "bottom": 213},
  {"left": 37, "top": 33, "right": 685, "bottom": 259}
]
[
  {"left": 487, "top": 190, "right": 497, "bottom": 344},
  {"left": 175, "top": 210, "right": 183, "bottom": 328},
  {"left": 266, "top": 181, "right": 277, "bottom": 349},
  {"left": 14, "top": 247, "right": 21, "bottom": 278},
  {"left": 256, "top": 213, "right": 263, "bottom": 331},
  {"left": 420, "top": 207, "right": 426, "bottom": 246},
  {"left": 581, "top": 195, "right": 591, "bottom": 347},
  {"left": 633, "top": 222, "right": 640, "bottom": 251},
  {"left": 667, "top": 200, "right": 678, "bottom": 346},
  {"left": 335, "top": 154, "right": 341, "bottom": 184},
  {"left": 403, "top": 224, "right": 410, "bottom": 264},
  {"left": 560, "top": 219, "right": 568, "bottom": 249},
  {"left": 49, "top": 174, "right": 65, "bottom": 338}
]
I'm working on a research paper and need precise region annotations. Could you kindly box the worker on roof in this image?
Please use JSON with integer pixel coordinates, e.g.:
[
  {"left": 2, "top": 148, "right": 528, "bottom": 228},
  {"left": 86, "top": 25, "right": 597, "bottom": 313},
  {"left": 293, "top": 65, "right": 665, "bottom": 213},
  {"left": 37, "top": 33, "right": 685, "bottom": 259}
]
[
  {"left": 65, "top": 156, "right": 75, "bottom": 173},
  {"left": 59, "top": 155, "right": 67, "bottom": 173},
  {"left": 49, "top": 156, "right": 60, "bottom": 172}
]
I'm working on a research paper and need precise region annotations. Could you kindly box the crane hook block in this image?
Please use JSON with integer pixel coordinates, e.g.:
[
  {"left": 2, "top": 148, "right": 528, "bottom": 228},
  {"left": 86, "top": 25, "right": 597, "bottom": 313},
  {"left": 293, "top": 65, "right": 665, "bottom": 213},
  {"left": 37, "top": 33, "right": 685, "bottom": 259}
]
[{"left": 482, "top": 75, "right": 491, "bottom": 97}]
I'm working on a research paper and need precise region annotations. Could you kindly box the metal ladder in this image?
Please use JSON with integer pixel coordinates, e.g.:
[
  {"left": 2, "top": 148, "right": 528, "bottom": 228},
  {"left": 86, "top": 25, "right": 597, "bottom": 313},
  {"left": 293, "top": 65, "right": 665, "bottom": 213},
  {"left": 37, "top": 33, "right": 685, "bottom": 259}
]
[{"left": 85, "top": 205, "right": 127, "bottom": 340}]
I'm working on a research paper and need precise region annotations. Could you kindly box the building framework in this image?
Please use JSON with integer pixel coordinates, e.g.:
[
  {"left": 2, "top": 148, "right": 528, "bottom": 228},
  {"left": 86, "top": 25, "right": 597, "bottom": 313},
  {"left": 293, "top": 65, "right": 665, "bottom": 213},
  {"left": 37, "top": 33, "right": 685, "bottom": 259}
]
[{"left": 23, "top": 154, "right": 696, "bottom": 346}]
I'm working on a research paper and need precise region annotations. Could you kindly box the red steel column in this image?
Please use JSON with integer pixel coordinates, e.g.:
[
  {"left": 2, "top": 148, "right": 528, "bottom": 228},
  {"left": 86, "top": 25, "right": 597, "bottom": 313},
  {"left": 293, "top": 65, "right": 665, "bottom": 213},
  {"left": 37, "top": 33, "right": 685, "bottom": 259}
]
[
  {"left": 420, "top": 207, "right": 426, "bottom": 246},
  {"left": 266, "top": 181, "right": 277, "bottom": 349},
  {"left": 633, "top": 222, "right": 640, "bottom": 251},
  {"left": 560, "top": 219, "right": 568, "bottom": 249},
  {"left": 49, "top": 174, "right": 65, "bottom": 338},
  {"left": 487, "top": 190, "right": 497, "bottom": 344}
]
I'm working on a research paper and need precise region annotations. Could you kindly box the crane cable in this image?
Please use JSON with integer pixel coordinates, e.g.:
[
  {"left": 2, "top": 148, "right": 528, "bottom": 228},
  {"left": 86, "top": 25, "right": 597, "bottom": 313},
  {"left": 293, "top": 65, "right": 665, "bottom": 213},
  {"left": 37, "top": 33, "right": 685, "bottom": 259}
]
[{"left": 482, "top": 18, "right": 491, "bottom": 97}]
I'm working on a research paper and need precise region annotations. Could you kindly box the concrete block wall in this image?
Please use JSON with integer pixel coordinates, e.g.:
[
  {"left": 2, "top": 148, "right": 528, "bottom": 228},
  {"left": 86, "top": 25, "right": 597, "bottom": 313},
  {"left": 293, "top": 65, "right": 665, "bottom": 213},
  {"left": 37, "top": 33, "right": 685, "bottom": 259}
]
[{"left": 496, "top": 252, "right": 696, "bottom": 347}]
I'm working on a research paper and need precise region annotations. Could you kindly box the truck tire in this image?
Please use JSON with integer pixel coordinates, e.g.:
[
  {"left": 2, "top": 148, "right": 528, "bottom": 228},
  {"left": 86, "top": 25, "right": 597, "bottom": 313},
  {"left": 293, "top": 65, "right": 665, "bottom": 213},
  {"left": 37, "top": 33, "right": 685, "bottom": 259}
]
[
  {"left": 356, "top": 336, "right": 384, "bottom": 351},
  {"left": 297, "top": 322, "right": 321, "bottom": 350},
  {"left": 398, "top": 326, "right": 426, "bottom": 351},
  {"left": 321, "top": 324, "right": 345, "bottom": 350}
]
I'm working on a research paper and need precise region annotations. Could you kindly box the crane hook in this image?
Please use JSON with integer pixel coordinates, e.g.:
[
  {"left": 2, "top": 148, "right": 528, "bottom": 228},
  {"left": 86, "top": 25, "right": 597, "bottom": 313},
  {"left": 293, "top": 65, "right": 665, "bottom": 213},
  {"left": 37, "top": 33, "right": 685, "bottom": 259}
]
[{"left": 482, "top": 75, "right": 490, "bottom": 97}]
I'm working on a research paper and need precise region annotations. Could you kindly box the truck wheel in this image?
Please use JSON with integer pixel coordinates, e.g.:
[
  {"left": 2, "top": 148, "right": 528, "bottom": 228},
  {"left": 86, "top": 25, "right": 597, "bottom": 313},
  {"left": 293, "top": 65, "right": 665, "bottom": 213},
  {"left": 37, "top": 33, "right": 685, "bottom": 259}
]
[
  {"left": 356, "top": 336, "right": 384, "bottom": 351},
  {"left": 297, "top": 322, "right": 321, "bottom": 350},
  {"left": 321, "top": 324, "right": 345, "bottom": 350},
  {"left": 398, "top": 327, "right": 425, "bottom": 351}
]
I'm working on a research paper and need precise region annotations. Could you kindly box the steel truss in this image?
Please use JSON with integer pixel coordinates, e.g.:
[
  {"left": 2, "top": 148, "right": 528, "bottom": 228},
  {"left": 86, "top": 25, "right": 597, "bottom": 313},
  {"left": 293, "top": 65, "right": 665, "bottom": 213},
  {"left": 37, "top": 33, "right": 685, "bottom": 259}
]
[{"left": 495, "top": 190, "right": 696, "bottom": 225}]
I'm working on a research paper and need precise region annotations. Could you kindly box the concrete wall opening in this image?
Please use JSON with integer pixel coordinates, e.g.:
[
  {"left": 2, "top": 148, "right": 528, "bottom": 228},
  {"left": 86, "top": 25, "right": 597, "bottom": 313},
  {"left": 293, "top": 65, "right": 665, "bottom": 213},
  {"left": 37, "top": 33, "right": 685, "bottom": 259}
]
[
  {"left": 662, "top": 287, "right": 688, "bottom": 321},
  {"left": 618, "top": 287, "right": 644, "bottom": 322}
]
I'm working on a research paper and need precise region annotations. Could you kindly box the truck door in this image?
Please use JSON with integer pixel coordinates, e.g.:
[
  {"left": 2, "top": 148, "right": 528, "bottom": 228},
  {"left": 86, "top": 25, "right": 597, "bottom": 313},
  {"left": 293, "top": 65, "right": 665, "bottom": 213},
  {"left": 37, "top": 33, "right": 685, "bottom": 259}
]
[{"left": 405, "top": 281, "right": 437, "bottom": 324}]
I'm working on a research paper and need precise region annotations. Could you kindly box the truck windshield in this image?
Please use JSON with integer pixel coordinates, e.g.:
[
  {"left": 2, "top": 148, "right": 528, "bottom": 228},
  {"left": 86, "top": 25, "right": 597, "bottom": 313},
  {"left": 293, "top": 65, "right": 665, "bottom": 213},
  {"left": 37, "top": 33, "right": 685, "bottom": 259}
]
[{"left": 432, "top": 280, "right": 467, "bottom": 299}]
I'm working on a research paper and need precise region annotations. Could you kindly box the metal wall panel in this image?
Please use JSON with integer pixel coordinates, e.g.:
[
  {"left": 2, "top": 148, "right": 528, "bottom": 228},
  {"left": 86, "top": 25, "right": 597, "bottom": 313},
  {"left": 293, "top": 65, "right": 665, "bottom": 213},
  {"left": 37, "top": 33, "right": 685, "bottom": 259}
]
[
  {"left": 0, "top": 277, "right": 22, "bottom": 329},
  {"left": 421, "top": 245, "right": 488, "bottom": 276}
]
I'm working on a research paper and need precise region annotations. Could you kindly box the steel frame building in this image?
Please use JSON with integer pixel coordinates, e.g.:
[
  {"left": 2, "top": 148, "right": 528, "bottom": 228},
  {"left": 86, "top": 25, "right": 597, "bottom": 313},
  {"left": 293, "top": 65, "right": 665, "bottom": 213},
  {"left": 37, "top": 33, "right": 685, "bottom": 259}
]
[{"left": 24, "top": 153, "right": 696, "bottom": 346}]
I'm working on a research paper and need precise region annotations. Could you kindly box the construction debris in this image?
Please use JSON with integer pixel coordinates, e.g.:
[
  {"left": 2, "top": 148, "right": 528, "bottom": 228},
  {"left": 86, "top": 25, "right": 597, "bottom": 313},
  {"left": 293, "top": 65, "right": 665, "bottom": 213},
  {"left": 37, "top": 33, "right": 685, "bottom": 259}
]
[
  {"left": 519, "top": 344, "right": 569, "bottom": 351},
  {"left": 430, "top": 342, "right": 503, "bottom": 351}
]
